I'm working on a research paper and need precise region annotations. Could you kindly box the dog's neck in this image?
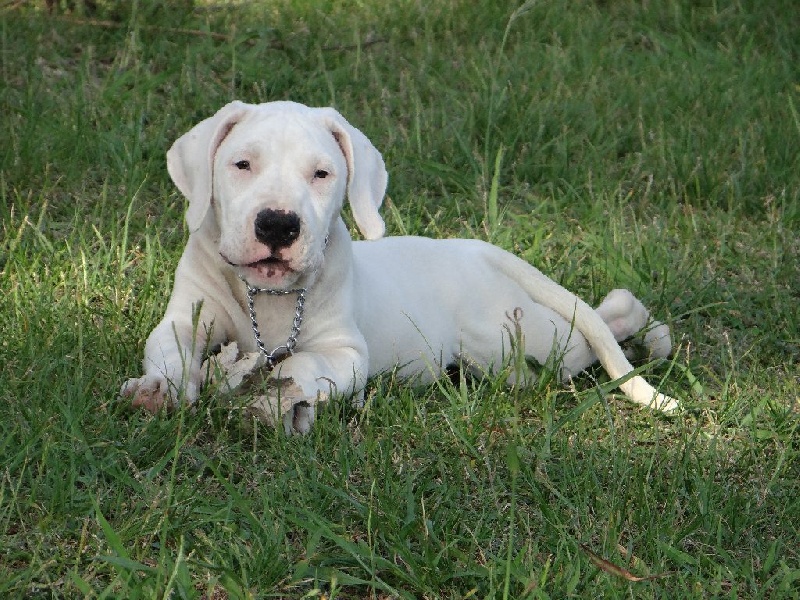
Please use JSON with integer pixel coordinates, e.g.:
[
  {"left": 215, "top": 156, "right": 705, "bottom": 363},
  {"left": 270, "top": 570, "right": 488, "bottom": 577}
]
[
  {"left": 242, "top": 281, "right": 306, "bottom": 369},
  {"left": 238, "top": 227, "right": 339, "bottom": 367}
]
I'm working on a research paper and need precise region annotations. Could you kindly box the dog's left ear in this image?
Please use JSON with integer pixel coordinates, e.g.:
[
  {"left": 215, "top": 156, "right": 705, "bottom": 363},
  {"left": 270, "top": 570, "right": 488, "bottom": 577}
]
[
  {"left": 317, "top": 108, "right": 387, "bottom": 240},
  {"left": 167, "top": 101, "right": 252, "bottom": 232}
]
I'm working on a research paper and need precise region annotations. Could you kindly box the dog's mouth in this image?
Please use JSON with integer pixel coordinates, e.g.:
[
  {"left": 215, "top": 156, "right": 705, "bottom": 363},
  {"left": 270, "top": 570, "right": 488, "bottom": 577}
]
[{"left": 221, "top": 254, "right": 294, "bottom": 281}]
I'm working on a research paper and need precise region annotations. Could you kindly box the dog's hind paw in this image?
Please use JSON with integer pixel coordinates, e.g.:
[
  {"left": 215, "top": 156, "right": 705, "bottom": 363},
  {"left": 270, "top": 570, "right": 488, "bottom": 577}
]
[
  {"left": 622, "top": 319, "right": 673, "bottom": 362},
  {"left": 651, "top": 392, "right": 680, "bottom": 414},
  {"left": 643, "top": 320, "right": 672, "bottom": 359}
]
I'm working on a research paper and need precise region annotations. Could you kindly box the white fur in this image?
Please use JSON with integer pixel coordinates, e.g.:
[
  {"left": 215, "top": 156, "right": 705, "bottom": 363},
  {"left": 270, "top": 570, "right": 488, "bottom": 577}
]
[{"left": 121, "top": 100, "right": 678, "bottom": 433}]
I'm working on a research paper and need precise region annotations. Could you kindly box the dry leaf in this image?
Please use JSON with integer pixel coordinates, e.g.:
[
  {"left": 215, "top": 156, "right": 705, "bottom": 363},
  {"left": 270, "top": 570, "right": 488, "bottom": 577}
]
[{"left": 580, "top": 545, "right": 673, "bottom": 582}]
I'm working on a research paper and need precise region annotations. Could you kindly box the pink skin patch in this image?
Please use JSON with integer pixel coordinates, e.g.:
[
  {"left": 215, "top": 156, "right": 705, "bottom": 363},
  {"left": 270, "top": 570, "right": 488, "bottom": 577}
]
[
  {"left": 121, "top": 380, "right": 168, "bottom": 412},
  {"left": 244, "top": 257, "right": 292, "bottom": 279},
  {"left": 132, "top": 391, "right": 166, "bottom": 412}
]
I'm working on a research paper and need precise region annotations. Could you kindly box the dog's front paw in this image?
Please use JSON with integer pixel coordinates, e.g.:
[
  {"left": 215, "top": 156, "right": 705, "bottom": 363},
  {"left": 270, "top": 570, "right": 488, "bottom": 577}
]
[
  {"left": 204, "top": 344, "right": 320, "bottom": 435},
  {"left": 246, "top": 378, "right": 317, "bottom": 435},
  {"left": 120, "top": 375, "right": 196, "bottom": 412},
  {"left": 120, "top": 375, "right": 171, "bottom": 412}
]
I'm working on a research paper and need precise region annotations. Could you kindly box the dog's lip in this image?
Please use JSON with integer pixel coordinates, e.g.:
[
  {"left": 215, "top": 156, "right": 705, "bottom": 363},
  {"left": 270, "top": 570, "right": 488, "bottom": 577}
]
[{"left": 220, "top": 253, "right": 293, "bottom": 271}]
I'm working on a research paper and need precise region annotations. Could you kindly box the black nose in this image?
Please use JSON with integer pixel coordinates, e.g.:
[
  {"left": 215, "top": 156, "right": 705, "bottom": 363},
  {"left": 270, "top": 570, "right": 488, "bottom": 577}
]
[{"left": 254, "top": 209, "right": 301, "bottom": 249}]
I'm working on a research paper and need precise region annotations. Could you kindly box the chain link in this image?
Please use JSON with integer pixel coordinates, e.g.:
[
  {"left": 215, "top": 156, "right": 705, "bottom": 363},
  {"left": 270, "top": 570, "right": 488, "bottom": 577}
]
[
  {"left": 241, "top": 235, "right": 326, "bottom": 370},
  {"left": 243, "top": 279, "right": 306, "bottom": 370}
]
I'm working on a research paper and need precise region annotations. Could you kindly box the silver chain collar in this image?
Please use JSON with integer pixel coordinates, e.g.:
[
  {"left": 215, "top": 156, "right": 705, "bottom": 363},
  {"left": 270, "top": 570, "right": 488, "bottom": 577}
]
[
  {"left": 243, "top": 280, "right": 306, "bottom": 370},
  {"left": 241, "top": 235, "right": 328, "bottom": 370}
]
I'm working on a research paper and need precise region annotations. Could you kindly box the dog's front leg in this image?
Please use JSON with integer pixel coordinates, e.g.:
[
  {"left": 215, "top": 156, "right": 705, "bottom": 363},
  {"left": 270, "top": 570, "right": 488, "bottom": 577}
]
[
  {"left": 120, "top": 313, "right": 207, "bottom": 411},
  {"left": 121, "top": 266, "right": 232, "bottom": 411},
  {"left": 246, "top": 340, "right": 368, "bottom": 435}
]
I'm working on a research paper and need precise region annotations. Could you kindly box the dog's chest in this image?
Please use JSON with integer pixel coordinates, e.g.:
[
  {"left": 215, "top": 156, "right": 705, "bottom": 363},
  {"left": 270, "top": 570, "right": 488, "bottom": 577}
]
[{"left": 229, "top": 287, "right": 303, "bottom": 354}]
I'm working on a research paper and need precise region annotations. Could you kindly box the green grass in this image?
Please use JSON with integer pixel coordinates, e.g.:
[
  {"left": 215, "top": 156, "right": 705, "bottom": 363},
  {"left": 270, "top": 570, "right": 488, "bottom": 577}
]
[{"left": 2, "top": 0, "right": 799, "bottom": 597}]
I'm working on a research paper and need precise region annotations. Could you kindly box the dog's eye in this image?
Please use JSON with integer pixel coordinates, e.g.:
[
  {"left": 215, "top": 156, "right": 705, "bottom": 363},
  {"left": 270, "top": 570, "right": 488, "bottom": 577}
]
[
  {"left": 234, "top": 160, "right": 251, "bottom": 171},
  {"left": 313, "top": 169, "right": 329, "bottom": 180}
]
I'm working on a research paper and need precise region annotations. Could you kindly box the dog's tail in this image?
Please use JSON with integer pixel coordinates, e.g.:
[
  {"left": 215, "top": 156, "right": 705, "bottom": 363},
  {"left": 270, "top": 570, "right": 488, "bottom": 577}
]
[{"left": 485, "top": 246, "right": 678, "bottom": 413}]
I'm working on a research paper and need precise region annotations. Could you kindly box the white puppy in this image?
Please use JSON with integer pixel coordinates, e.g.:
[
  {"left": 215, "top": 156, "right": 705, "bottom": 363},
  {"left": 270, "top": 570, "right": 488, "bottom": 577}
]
[{"left": 121, "top": 100, "right": 677, "bottom": 433}]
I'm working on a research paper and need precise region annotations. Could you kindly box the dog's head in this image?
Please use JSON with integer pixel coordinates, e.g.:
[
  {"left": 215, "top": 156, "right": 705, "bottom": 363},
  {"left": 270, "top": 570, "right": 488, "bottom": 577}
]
[{"left": 166, "top": 100, "right": 387, "bottom": 289}]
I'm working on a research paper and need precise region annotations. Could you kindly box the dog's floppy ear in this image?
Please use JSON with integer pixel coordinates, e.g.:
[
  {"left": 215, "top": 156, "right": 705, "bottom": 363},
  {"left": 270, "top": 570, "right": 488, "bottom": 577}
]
[
  {"left": 317, "top": 108, "right": 387, "bottom": 240},
  {"left": 167, "top": 101, "right": 251, "bottom": 232}
]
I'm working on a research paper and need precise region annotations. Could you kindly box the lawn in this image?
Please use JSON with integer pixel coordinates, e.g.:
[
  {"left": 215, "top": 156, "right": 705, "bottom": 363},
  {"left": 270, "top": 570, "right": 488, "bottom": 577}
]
[{"left": 1, "top": 0, "right": 798, "bottom": 597}]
